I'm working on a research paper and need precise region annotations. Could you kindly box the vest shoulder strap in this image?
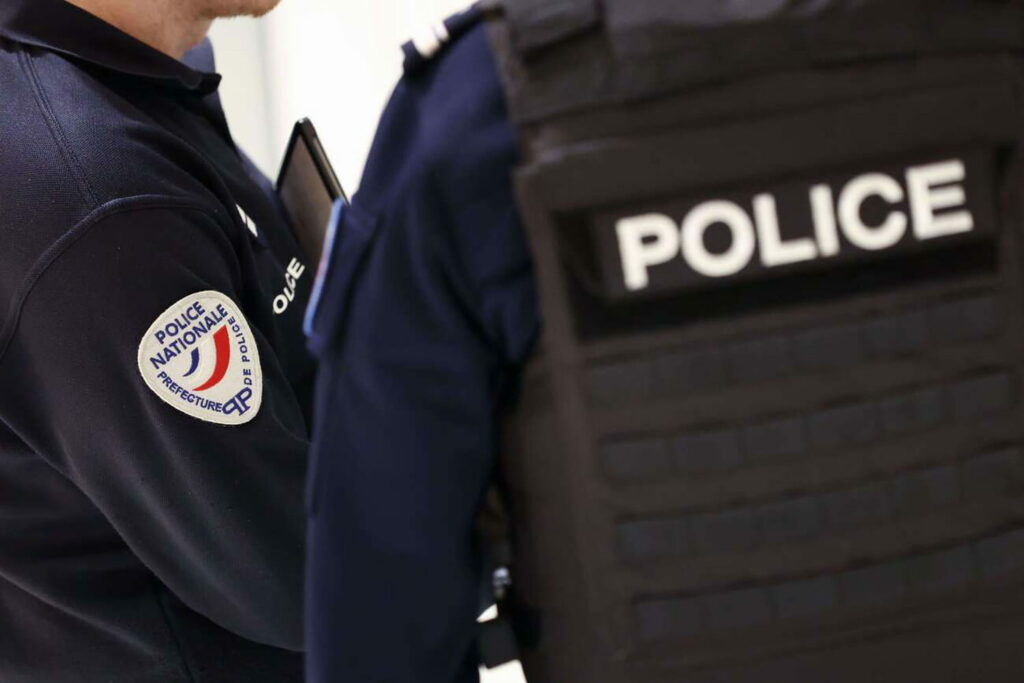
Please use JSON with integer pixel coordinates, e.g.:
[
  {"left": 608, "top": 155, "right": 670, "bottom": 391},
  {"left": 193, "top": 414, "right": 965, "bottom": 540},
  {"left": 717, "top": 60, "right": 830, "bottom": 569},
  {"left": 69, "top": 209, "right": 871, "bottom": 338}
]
[
  {"left": 485, "top": 0, "right": 1024, "bottom": 124},
  {"left": 481, "top": 0, "right": 601, "bottom": 57}
]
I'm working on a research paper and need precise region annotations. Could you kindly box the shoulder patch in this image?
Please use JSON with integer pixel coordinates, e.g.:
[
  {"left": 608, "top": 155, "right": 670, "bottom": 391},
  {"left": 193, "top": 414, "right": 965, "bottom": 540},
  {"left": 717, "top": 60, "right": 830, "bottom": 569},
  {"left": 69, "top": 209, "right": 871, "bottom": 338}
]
[{"left": 137, "top": 291, "right": 263, "bottom": 426}]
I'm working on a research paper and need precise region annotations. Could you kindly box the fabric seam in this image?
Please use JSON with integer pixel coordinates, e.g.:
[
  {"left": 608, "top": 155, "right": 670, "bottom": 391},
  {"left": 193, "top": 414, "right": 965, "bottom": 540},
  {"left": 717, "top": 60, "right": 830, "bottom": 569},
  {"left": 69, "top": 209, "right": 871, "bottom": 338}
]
[
  {"left": 152, "top": 579, "right": 199, "bottom": 683},
  {"left": 0, "top": 196, "right": 227, "bottom": 365},
  {"left": 19, "top": 47, "right": 99, "bottom": 207}
]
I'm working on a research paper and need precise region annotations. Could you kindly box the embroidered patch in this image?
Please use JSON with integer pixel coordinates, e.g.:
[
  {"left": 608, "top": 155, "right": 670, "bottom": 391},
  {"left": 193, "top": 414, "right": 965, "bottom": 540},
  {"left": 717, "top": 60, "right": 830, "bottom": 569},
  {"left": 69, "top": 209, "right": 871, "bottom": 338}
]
[{"left": 137, "top": 291, "right": 263, "bottom": 426}]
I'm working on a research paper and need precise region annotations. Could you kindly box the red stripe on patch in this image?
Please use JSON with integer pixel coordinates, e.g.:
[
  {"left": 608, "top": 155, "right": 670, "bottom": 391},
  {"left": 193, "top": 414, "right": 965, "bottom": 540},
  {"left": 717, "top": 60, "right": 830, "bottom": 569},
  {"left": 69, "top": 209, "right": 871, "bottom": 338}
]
[{"left": 193, "top": 326, "right": 231, "bottom": 392}]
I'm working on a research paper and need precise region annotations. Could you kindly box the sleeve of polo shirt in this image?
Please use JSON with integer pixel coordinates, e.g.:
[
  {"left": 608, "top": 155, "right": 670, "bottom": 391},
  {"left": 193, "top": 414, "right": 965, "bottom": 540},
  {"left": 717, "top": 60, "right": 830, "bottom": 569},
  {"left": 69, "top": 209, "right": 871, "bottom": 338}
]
[{"left": 0, "top": 200, "right": 307, "bottom": 651}]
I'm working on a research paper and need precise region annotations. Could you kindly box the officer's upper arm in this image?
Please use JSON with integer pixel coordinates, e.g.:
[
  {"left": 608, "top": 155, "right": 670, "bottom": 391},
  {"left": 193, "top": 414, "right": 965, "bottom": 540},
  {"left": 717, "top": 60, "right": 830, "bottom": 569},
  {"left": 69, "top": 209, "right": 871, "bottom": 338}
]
[
  {"left": 304, "top": 27, "right": 536, "bottom": 678},
  {"left": 0, "top": 201, "right": 307, "bottom": 650}
]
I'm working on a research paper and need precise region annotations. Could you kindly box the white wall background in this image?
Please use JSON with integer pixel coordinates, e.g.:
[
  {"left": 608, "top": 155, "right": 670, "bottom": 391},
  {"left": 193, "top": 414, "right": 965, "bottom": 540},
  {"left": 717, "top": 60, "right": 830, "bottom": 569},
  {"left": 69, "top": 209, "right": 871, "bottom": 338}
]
[
  {"left": 210, "top": 4, "right": 526, "bottom": 682},
  {"left": 211, "top": 0, "right": 471, "bottom": 191}
]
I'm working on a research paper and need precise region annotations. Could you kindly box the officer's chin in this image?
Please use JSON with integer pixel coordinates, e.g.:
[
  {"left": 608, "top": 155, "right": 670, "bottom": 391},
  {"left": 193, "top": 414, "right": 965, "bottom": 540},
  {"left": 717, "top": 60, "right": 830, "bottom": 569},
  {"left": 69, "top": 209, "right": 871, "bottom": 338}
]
[
  {"left": 203, "top": 0, "right": 284, "bottom": 20},
  {"left": 246, "top": 0, "right": 284, "bottom": 18}
]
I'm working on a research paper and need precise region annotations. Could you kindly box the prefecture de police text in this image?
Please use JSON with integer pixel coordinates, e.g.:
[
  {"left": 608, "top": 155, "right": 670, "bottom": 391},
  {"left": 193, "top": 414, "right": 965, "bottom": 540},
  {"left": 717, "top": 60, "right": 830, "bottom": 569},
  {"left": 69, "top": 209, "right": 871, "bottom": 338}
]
[{"left": 155, "top": 371, "right": 255, "bottom": 417}]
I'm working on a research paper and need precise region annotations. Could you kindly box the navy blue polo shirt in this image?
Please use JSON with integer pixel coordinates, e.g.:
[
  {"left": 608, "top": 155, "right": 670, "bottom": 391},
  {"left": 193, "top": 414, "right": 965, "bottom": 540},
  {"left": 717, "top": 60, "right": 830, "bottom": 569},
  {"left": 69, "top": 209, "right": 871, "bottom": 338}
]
[
  {"left": 0, "top": 1, "right": 312, "bottom": 680},
  {"left": 305, "top": 9, "right": 539, "bottom": 682}
]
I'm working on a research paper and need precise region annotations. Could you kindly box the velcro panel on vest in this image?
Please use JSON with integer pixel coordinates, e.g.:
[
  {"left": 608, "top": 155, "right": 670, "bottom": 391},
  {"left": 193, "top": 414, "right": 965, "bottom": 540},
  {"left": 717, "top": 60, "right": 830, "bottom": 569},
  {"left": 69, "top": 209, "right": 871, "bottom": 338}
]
[
  {"left": 488, "top": 0, "right": 1024, "bottom": 124},
  {"left": 498, "top": 36, "right": 1024, "bottom": 682}
]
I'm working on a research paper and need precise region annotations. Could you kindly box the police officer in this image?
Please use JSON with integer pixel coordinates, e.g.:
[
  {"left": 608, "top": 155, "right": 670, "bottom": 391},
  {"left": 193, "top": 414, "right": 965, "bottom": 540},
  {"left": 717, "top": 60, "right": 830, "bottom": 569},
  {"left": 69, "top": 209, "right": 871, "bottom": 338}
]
[
  {"left": 306, "top": 1, "right": 1024, "bottom": 682},
  {"left": 304, "top": 6, "right": 531, "bottom": 681},
  {"left": 0, "top": 0, "right": 313, "bottom": 680}
]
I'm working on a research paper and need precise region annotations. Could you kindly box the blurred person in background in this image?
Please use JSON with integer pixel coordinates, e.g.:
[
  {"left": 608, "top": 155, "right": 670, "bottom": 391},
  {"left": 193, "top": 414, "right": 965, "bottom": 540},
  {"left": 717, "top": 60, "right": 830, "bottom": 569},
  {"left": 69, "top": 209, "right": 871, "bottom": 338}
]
[
  {"left": 305, "top": 0, "right": 1024, "bottom": 682},
  {"left": 0, "top": 0, "right": 316, "bottom": 680}
]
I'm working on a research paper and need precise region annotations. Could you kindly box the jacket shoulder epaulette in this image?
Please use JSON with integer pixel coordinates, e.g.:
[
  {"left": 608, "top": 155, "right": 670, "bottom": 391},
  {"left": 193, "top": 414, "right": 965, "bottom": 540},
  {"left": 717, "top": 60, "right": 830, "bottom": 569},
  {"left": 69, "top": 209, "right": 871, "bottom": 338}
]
[{"left": 401, "top": 4, "right": 485, "bottom": 76}]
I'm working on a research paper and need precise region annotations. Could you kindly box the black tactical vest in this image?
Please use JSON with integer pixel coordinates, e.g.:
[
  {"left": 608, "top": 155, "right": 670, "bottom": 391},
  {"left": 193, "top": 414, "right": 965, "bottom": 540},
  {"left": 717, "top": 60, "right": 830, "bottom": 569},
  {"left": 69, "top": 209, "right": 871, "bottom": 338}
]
[{"left": 483, "top": 1, "right": 1024, "bottom": 680}]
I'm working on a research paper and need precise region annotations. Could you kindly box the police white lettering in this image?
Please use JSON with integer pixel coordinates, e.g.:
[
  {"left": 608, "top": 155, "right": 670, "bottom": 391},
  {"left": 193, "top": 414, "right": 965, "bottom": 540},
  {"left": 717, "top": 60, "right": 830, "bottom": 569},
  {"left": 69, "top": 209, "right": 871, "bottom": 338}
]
[
  {"left": 273, "top": 258, "right": 308, "bottom": 315},
  {"left": 837, "top": 173, "right": 907, "bottom": 251},
  {"left": 681, "top": 200, "right": 757, "bottom": 278},
  {"left": 907, "top": 160, "right": 973, "bottom": 240},
  {"left": 809, "top": 184, "right": 840, "bottom": 258},
  {"left": 754, "top": 193, "right": 818, "bottom": 267},
  {"left": 238, "top": 205, "right": 258, "bottom": 238},
  {"left": 614, "top": 158, "right": 975, "bottom": 291},
  {"left": 617, "top": 214, "right": 680, "bottom": 291}
]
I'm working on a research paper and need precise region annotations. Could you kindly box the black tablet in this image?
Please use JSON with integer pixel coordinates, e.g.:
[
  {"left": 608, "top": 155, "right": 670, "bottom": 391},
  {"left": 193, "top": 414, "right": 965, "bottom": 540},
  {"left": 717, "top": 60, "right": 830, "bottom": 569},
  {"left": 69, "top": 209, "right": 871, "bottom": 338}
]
[{"left": 276, "top": 119, "right": 346, "bottom": 262}]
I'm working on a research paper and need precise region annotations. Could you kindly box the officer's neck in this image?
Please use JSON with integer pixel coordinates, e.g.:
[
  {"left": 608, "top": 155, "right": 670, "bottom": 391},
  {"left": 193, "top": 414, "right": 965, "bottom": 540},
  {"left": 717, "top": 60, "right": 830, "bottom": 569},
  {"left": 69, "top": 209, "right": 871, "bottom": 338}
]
[{"left": 66, "top": 0, "right": 212, "bottom": 60}]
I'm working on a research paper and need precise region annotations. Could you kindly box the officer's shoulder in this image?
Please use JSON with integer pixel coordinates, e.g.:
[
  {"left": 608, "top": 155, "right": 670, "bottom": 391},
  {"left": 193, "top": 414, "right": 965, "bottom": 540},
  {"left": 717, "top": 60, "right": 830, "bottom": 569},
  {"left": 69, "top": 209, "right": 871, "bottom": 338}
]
[
  {"left": 357, "top": 5, "right": 508, "bottom": 209},
  {"left": 0, "top": 47, "right": 218, "bottom": 212},
  {"left": 0, "top": 47, "right": 225, "bottom": 325},
  {"left": 0, "top": 48, "right": 100, "bottom": 217},
  {"left": 394, "top": 6, "right": 509, "bottom": 160},
  {"left": 400, "top": 5, "right": 488, "bottom": 81}
]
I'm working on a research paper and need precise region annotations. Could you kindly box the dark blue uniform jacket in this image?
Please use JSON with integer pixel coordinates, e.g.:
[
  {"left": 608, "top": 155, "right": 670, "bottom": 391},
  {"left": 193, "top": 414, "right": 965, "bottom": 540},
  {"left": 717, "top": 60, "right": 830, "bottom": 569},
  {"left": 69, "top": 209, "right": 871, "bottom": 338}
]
[
  {"left": 305, "top": 10, "right": 539, "bottom": 683},
  {"left": 0, "top": 0, "right": 312, "bottom": 680}
]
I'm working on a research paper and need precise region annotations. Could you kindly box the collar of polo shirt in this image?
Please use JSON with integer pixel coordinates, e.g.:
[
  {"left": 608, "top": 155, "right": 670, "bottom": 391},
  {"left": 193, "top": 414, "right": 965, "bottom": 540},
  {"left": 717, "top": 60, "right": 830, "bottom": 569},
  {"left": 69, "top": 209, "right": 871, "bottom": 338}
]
[{"left": 0, "top": 0, "right": 222, "bottom": 95}]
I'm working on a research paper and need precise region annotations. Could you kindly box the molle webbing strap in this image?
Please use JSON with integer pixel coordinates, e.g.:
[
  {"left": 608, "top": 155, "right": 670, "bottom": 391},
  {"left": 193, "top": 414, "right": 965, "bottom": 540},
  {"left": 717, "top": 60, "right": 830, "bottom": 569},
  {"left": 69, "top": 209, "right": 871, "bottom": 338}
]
[
  {"left": 485, "top": 0, "right": 1024, "bottom": 124},
  {"left": 491, "top": 0, "right": 602, "bottom": 57}
]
